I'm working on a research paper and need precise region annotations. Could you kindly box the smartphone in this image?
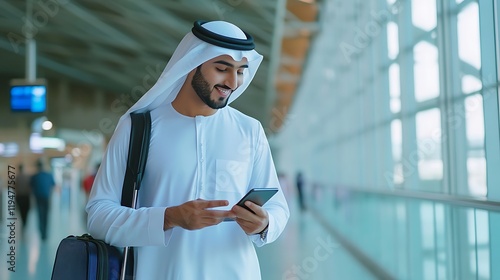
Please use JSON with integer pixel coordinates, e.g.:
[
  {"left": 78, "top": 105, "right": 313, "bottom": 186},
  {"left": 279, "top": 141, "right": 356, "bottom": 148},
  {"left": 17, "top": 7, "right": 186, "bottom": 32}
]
[
  {"left": 236, "top": 188, "right": 279, "bottom": 213},
  {"left": 224, "top": 188, "right": 278, "bottom": 221}
]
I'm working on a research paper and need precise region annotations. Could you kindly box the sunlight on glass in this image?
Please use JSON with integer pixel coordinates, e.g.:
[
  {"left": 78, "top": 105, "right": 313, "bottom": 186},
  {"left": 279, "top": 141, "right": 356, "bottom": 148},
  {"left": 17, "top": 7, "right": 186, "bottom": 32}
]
[
  {"left": 461, "top": 75, "right": 483, "bottom": 94},
  {"left": 456, "top": 0, "right": 464, "bottom": 4},
  {"left": 414, "top": 41, "right": 440, "bottom": 102},
  {"left": 387, "top": 0, "right": 397, "bottom": 5},
  {"left": 387, "top": 21, "right": 399, "bottom": 59},
  {"left": 465, "top": 94, "right": 485, "bottom": 147},
  {"left": 394, "top": 163, "right": 404, "bottom": 185},
  {"left": 467, "top": 210, "right": 476, "bottom": 244},
  {"left": 475, "top": 210, "right": 489, "bottom": 243},
  {"left": 457, "top": 2, "right": 481, "bottom": 69},
  {"left": 416, "top": 108, "right": 443, "bottom": 180},
  {"left": 391, "top": 119, "right": 403, "bottom": 184},
  {"left": 467, "top": 161, "right": 487, "bottom": 192},
  {"left": 420, "top": 203, "right": 436, "bottom": 249},
  {"left": 412, "top": 0, "right": 437, "bottom": 31},
  {"left": 464, "top": 94, "right": 486, "bottom": 197},
  {"left": 475, "top": 210, "right": 491, "bottom": 278},
  {"left": 389, "top": 63, "right": 401, "bottom": 113},
  {"left": 466, "top": 209, "right": 490, "bottom": 277},
  {"left": 391, "top": 119, "right": 402, "bottom": 161}
]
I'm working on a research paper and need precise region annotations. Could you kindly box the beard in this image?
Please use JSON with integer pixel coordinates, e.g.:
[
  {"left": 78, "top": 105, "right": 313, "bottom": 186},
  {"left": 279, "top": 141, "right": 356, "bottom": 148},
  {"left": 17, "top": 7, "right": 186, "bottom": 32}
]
[{"left": 191, "top": 66, "right": 231, "bottom": 109}]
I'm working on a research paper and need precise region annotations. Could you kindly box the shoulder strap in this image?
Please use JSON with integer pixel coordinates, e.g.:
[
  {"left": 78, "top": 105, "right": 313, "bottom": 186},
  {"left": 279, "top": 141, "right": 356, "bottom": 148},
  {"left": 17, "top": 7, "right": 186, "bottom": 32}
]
[{"left": 121, "top": 111, "right": 151, "bottom": 207}]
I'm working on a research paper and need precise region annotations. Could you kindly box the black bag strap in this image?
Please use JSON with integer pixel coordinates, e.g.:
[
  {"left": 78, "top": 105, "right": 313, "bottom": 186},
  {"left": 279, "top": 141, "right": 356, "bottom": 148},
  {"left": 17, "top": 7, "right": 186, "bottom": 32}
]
[
  {"left": 119, "top": 111, "right": 151, "bottom": 280},
  {"left": 121, "top": 111, "right": 152, "bottom": 207}
]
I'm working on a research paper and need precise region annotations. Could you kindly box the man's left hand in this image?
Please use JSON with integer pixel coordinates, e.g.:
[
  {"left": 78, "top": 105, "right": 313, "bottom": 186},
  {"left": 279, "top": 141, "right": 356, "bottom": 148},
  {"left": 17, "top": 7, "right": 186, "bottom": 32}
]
[{"left": 231, "top": 201, "right": 269, "bottom": 235}]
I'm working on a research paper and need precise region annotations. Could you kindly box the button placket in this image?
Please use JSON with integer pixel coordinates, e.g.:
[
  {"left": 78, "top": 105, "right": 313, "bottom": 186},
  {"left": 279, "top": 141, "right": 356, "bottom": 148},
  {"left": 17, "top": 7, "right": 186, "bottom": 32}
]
[{"left": 197, "top": 118, "right": 206, "bottom": 193}]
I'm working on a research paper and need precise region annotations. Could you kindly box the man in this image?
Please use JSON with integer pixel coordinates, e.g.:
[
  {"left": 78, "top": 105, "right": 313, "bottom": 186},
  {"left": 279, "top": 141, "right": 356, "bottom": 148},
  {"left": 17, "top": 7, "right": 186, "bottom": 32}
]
[
  {"left": 30, "top": 159, "right": 55, "bottom": 240},
  {"left": 296, "top": 171, "right": 305, "bottom": 211},
  {"left": 15, "top": 163, "right": 31, "bottom": 233},
  {"left": 82, "top": 163, "right": 100, "bottom": 198},
  {"left": 86, "top": 20, "right": 289, "bottom": 279}
]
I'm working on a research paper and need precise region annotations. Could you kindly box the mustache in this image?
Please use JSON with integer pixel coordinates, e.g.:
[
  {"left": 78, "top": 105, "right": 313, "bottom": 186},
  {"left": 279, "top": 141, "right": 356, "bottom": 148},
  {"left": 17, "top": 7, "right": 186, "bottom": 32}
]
[{"left": 215, "top": 85, "right": 232, "bottom": 90}]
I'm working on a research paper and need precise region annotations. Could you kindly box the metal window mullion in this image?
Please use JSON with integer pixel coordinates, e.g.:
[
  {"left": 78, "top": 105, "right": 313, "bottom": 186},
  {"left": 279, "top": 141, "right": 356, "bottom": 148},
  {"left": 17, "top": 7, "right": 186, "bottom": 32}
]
[
  {"left": 478, "top": 0, "right": 500, "bottom": 200},
  {"left": 399, "top": 0, "right": 419, "bottom": 191},
  {"left": 398, "top": 1, "right": 424, "bottom": 279},
  {"left": 478, "top": 1, "right": 500, "bottom": 279},
  {"left": 436, "top": 1, "right": 471, "bottom": 277},
  {"left": 374, "top": 0, "right": 395, "bottom": 188},
  {"left": 437, "top": 0, "right": 470, "bottom": 197}
]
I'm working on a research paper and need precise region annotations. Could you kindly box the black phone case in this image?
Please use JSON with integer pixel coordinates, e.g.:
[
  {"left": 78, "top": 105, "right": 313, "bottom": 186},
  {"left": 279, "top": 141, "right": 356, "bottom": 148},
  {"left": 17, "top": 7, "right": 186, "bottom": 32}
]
[{"left": 236, "top": 188, "right": 278, "bottom": 214}]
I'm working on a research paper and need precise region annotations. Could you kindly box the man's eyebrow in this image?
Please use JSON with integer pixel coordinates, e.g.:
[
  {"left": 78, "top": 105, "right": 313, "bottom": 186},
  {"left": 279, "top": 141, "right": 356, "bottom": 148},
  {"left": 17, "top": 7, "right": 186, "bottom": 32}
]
[{"left": 213, "top": 60, "right": 249, "bottom": 68}]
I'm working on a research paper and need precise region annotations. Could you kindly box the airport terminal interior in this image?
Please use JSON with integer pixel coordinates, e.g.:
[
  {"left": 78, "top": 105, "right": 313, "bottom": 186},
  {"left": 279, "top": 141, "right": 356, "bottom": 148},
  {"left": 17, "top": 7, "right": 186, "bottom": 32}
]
[{"left": 1, "top": 0, "right": 500, "bottom": 279}]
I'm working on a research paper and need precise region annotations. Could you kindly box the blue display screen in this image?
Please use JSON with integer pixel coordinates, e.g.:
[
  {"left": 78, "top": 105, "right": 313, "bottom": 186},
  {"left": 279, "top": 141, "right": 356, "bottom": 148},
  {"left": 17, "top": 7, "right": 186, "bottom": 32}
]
[{"left": 10, "top": 85, "right": 47, "bottom": 113}]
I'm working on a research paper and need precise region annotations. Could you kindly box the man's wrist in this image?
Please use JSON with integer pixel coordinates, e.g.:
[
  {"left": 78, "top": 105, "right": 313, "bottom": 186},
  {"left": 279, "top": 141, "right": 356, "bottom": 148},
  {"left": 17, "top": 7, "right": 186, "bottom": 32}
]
[
  {"left": 163, "top": 207, "right": 176, "bottom": 231},
  {"left": 258, "top": 224, "right": 269, "bottom": 240}
]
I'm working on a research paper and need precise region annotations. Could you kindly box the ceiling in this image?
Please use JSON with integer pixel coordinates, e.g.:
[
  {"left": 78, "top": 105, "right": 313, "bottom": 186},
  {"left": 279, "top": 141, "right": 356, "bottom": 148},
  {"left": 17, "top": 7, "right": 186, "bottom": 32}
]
[{"left": 0, "top": 0, "right": 318, "bottom": 135}]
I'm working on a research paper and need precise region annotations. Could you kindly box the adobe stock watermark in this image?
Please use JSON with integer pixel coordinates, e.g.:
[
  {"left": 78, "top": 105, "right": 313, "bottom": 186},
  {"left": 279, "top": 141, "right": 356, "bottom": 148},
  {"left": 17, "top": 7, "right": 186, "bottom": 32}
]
[
  {"left": 383, "top": 73, "right": 497, "bottom": 186},
  {"left": 266, "top": 105, "right": 296, "bottom": 135},
  {"left": 7, "top": 0, "right": 70, "bottom": 53},
  {"left": 282, "top": 235, "right": 338, "bottom": 279},
  {"left": 339, "top": 3, "right": 402, "bottom": 63}
]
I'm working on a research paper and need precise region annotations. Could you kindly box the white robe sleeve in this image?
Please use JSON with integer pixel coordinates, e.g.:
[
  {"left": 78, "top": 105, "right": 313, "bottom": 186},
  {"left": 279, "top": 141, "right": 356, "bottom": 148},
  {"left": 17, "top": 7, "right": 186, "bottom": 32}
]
[
  {"left": 248, "top": 124, "right": 290, "bottom": 247},
  {"left": 85, "top": 116, "right": 173, "bottom": 247}
]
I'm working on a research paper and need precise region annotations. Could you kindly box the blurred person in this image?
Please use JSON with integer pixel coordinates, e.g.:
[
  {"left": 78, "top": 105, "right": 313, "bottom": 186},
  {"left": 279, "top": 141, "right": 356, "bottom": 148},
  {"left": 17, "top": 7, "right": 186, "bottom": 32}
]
[
  {"left": 15, "top": 163, "right": 31, "bottom": 232},
  {"left": 30, "top": 159, "right": 56, "bottom": 240},
  {"left": 296, "top": 171, "right": 305, "bottom": 211},
  {"left": 82, "top": 163, "right": 100, "bottom": 199},
  {"left": 86, "top": 20, "right": 289, "bottom": 279}
]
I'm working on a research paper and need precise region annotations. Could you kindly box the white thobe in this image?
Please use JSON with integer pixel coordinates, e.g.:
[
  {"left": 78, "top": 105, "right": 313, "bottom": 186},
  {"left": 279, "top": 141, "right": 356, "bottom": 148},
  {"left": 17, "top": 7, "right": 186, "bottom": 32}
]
[{"left": 86, "top": 102, "right": 290, "bottom": 280}]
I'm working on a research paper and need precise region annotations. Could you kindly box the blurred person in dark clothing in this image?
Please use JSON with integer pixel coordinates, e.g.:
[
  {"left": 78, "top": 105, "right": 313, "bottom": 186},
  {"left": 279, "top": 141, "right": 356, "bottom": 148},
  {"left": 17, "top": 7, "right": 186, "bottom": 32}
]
[
  {"left": 30, "top": 159, "right": 56, "bottom": 240},
  {"left": 296, "top": 171, "right": 305, "bottom": 211},
  {"left": 15, "top": 163, "right": 31, "bottom": 232}
]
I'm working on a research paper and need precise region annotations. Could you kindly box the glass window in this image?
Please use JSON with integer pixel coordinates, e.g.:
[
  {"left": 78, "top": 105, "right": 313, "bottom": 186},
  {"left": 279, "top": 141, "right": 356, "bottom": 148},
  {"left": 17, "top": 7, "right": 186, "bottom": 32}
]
[
  {"left": 465, "top": 94, "right": 486, "bottom": 196},
  {"left": 387, "top": 21, "right": 399, "bottom": 60},
  {"left": 389, "top": 63, "right": 401, "bottom": 113},
  {"left": 461, "top": 75, "right": 482, "bottom": 94},
  {"left": 465, "top": 95, "right": 485, "bottom": 148},
  {"left": 416, "top": 108, "right": 443, "bottom": 181},
  {"left": 475, "top": 210, "right": 490, "bottom": 279},
  {"left": 457, "top": 2, "right": 481, "bottom": 70},
  {"left": 414, "top": 41, "right": 440, "bottom": 102},
  {"left": 420, "top": 202, "right": 437, "bottom": 278},
  {"left": 391, "top": 119, "right": 403, "bottom": 185},
  {"left": 411, "top": 0, "right": 437, "bottom": 31}
]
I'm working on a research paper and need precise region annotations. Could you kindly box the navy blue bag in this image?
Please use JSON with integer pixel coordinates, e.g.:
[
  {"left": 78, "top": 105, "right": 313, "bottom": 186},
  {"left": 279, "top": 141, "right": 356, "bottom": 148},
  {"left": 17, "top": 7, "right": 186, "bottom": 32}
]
[
  {"left": 52, "top": 234, "right": 122, "bottom": 280},
  {"left": 51, "top": 112, "right": 151, "bottom": 280}
]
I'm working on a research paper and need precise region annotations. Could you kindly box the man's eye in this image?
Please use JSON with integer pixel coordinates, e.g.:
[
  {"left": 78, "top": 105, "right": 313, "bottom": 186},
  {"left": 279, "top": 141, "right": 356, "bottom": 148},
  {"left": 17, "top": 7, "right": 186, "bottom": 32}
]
[
  {"left": 237, "top": 71, "right": 244, "bottom": 75},
  {"left": 216, "top": 68, "right": 226, "bottom": 72}
]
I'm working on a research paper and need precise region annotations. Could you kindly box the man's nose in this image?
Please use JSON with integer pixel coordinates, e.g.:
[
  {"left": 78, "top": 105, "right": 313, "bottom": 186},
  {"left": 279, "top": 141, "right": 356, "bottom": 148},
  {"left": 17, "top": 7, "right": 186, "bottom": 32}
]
[{"left": 224, "top": 71, "right": 238, "bottom": 90}]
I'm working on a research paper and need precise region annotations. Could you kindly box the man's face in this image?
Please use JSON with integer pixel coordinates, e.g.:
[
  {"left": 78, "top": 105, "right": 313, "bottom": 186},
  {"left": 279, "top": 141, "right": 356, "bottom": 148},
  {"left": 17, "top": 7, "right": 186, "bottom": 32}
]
[{"left": 191, "top": 55, "right": 248, "bottom": 109}]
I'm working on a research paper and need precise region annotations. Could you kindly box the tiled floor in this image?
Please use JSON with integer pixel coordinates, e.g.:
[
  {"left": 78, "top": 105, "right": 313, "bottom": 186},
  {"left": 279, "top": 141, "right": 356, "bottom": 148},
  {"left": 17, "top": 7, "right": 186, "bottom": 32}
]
[{"left": 0, "top": 186, "right": 375, "bottom": 279}]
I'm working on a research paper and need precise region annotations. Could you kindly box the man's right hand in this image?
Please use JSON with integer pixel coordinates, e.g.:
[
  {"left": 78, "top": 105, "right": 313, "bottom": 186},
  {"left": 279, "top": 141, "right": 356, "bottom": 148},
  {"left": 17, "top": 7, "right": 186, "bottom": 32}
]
[{"left": 163, "top": 199, "right": 235, "bottom": 231}]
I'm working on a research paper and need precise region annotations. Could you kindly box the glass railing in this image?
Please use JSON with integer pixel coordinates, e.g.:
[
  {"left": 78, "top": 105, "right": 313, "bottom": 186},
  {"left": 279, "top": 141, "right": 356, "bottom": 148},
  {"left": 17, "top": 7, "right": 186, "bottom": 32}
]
[{"left": 307, "top": 185, "right": 500, "bottom": 280}]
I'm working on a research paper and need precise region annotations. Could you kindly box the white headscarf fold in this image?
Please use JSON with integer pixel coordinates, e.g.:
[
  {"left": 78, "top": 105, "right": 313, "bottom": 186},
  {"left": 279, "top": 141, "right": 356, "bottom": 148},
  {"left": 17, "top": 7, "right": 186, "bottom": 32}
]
[{"left": 119, "top": 21, "right": 263, "bottom": 123}]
